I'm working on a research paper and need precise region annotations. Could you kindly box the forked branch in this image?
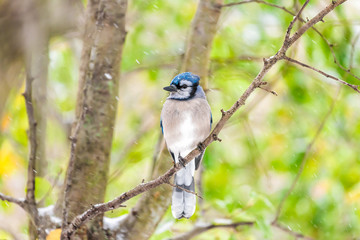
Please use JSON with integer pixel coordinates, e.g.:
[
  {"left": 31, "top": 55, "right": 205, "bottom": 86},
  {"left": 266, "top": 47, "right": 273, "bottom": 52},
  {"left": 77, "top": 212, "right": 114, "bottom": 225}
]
[{"left": 60, "top": 1, "right": 350, "bottom": 238}]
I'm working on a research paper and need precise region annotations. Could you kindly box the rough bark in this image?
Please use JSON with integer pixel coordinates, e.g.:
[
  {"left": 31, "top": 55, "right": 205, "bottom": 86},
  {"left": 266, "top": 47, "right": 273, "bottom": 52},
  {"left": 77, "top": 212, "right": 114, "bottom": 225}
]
[
  {"left": 56, "top": 0, "right": 127, "bottom": 239},
  {"left": 181, "top": 0, "right": 223, "bottom": 90},
  {"left": 114, "top": 0, "right": 223, "bottom": 238}
]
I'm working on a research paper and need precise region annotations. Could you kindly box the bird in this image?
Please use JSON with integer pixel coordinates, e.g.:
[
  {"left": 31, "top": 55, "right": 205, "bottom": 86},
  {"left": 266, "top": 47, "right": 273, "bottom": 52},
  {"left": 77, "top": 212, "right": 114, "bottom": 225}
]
[{"left": 160, "top": 72, "right": 212, "bottom": 219}]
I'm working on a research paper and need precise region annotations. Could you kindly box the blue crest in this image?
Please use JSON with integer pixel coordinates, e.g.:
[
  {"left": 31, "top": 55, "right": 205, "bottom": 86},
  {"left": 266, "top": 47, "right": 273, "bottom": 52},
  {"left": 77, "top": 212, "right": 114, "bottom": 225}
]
[{"left": 170, "top": 72, "right": 200, "bottom": 85}]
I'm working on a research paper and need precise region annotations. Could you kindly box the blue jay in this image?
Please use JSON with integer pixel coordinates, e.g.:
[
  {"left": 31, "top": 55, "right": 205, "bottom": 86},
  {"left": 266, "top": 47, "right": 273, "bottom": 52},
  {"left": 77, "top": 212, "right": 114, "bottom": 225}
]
[{"left": 160, "top": 72, "right": 212, "bottom": 219}]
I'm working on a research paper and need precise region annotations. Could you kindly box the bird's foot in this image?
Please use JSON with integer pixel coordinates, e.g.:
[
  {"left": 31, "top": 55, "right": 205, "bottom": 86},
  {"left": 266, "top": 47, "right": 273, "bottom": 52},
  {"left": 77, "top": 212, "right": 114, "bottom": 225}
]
[
  {"left": 197, "top": 142, "right": 205, "bottom": 152},
  {"left": 178, "top": 153, "right": 186, "bottom": 167}
]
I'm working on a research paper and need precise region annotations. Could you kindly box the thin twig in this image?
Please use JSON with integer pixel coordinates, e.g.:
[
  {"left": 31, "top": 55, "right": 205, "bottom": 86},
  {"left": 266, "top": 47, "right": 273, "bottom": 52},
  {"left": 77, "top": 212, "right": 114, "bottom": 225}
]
[
  {"left": 61, "top": 1, "right": 349, "bottom": 238},
  {"left": 258, "top": 85, "right": 278, "bottom": 96},
  {"left": 273, "top": 87, "right": 340, "bottom": 224},
  {"left": 166, "top": 182, "right": 203, "bottom": 200},
  {"left": 285, "top": 0, "right": 309, "bottom": 41},
  {"left": 108, "top": 118, "right": 156, "bottom": 183},
  {"left": 221, "top": 0, "right": 296, "bottom": 16},
  {"left": 286, "top": 0, "right": 348, "bottom": 51},
  {"left": 272, "top": 222, "right": 314, "bottom": 240},
  {"left": 221, "top": 0, "right": 360, "bottom": 83},
  {"left": 283, "top": 56, "right": 360, "bottom": 93},
  {"left": 37, "top": 170, "right": 63, "bottom": 206},
  {"left": 170, "top": 221, "right": 255, "bottom": 240},
  {"left": 311, "top": 28, "right": 360, "bottom": 82},
  {"left": 349, "top": 32, "right": 360, "bottom": 70},
  {"left": 23, "top": 71, "right": 38, "bottom": 211},
  {"left": 242, "top": 119, "right": 271, "bottom": 184},
  {"left": 0, "top": 193, "right": 26, "bottom": 209},
  {"left": 23, "top": 66, "right": 45, "bottom": 238}
]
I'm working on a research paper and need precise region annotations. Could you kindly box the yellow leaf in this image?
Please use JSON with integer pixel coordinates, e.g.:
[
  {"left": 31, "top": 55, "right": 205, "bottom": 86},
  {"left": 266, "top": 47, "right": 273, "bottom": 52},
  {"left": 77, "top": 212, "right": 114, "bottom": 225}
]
[
  {"left": 46, "top": 229, "right": 61, "bottom": 240},
  {"left": 0, "top": 141, "right": 21, "bottom": 175}
]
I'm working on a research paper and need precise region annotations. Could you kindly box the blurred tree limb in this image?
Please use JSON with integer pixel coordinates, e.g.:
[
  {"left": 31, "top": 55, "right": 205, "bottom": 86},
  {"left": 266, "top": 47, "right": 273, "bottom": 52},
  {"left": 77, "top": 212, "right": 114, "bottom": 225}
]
[
  {"left": 23, "top": 68, "right": 44, "bottom": 238},
  {"left": 284, "top": 56, "right": 360, "bottom": 92},
  {"left": 60, "top": 1, "right": 351, "bottom": 238},
  {"left": 181, "top": 0, "right": 223, "bottom": 90},
  {"left": 0, "top": 0, "right": 356, "bottom": 239},
  {"left": 170, "top": 221, "right": 255, "bottom": 240},
  {"left": 0, "top": 65, "right": 47, "bottom": 239},
  {"left": 0, "top": 0, "right": 83, "bottom": 119},
  {"left": 0, "top": 2, "right": 82, "bottom": 236},
  {"left": 112, "top": 0, "right": 224, "bottom": 239},
  {"left": 223, "top": 0, "right": 360, "bottom": 83},
  {"left": 273, "top": 86, "right": 340, "bottom": 224}
]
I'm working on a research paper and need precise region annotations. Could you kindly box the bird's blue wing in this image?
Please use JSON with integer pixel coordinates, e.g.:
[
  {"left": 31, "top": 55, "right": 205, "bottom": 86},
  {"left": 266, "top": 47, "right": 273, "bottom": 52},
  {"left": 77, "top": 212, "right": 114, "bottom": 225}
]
[{"left": 160, "top": 118, "right": 163, "bottom": 134}]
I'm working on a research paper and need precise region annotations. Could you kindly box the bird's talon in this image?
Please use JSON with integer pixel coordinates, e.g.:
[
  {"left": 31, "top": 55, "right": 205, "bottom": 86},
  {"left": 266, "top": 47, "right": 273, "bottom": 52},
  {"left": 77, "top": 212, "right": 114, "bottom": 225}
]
[{"left": 178, "top": 154, "right": 186, "bottom": 167}]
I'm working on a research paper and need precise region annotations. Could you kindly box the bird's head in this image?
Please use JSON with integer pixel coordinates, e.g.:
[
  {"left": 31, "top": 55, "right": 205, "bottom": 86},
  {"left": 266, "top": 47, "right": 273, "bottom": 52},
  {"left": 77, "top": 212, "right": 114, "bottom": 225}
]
[{"left": 163, "top": 72, "right": 201, "bottom": 100}]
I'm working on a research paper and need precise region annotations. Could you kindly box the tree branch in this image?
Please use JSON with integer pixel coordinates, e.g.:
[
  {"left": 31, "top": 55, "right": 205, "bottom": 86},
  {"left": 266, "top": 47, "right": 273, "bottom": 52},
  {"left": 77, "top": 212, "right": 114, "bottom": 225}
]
[
  {"left": 23, "top": 70, "right": 38, "bottom": 213},
  {"left": 258, "top": 84, "right": 278, "bottom": 96},
  {"left": 222, "top": 0, "right": 360, "bottom": 82},
  {"left": 272, "top": 222, "right": 314, "bottom": 240},
  {"left": 286, "top": 0, "right": 348, "bottom": 49},
  {"left": 37, "top": 170, "right": 62, "bottom": 208},
  {"left": 284, "top": 0, "right": 309, "bottom": 41},
  {"left": 283, "top": 56, "right": 360, "bottom": 93},
  {"left": 272, "top": 87, "right": 340, "bottom": 224},
  {"left": 0, "top": 193, "right": 26, "bottom": 209},
  {"left": 221, "top": 0, "right": 296, "bottom": 16},
  {"left": 166, "top": 182, "right": 203, "bottom": 200},
  {"left": 170, "top": 221, "right": 255, "bottom": 240},
  {"left": 22, "top": 65, "right": 47, "bottom": 238},
  {"left": 61, "top": 1, "right": 349, "bottom": 238},
  {"left": 311, "top": 28, "right": 360, "bottom": 82},
  {"left": 116, "top": 1, "right": 225, "bottom": 239},
  {"left": 349, "top": 32, "right": 360, "bottom": 70}
]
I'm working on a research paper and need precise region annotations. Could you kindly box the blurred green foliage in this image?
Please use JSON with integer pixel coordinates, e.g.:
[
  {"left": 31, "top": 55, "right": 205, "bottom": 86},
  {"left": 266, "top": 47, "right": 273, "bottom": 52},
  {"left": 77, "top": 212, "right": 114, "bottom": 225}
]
[{"left": 1, "top": 0, "right": 360, "bottom": 239}]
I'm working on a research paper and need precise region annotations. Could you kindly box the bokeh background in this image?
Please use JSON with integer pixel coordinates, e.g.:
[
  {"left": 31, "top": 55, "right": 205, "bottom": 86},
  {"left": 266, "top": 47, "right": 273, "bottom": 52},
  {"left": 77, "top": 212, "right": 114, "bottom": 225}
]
[{"left": 1, "top": 0, "right": 360, "bottom": 239}]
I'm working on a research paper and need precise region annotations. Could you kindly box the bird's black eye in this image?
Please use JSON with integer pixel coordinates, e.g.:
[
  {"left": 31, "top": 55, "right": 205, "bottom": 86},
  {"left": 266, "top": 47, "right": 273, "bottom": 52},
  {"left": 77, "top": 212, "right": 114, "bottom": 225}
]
[{"left": 179, "top": 85, "right": 188, "bottom": 89}]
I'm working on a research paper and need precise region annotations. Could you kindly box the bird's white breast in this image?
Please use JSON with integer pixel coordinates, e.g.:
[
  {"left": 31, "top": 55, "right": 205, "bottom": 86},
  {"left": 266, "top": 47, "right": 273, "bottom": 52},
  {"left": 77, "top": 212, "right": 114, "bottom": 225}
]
[{"left": 161, "top": 98, "right": 211, "bottom": 155}]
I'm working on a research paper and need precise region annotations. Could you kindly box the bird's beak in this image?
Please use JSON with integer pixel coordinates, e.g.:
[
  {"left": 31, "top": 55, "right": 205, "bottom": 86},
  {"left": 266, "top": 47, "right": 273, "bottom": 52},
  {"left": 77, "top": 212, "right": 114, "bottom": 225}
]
[{"left": 163, "top": 85, "right": 177, "bottom": 92}]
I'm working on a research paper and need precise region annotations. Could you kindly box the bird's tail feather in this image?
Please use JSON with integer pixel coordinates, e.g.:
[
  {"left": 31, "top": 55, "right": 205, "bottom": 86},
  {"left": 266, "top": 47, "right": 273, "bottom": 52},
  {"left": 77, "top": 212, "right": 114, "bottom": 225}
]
[{"left": 171, "top": 168, "right": 196, "bottom": 219}]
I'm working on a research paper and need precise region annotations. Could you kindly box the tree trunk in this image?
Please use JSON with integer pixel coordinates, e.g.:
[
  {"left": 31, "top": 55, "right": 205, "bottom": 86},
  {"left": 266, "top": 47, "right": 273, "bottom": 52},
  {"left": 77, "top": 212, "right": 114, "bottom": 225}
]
[
  {"left": 55, "top": 0, "right": 127, "bottom": 238},
  {"left": 181, "top": 0, "right": 223, "bottom": 90}
]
